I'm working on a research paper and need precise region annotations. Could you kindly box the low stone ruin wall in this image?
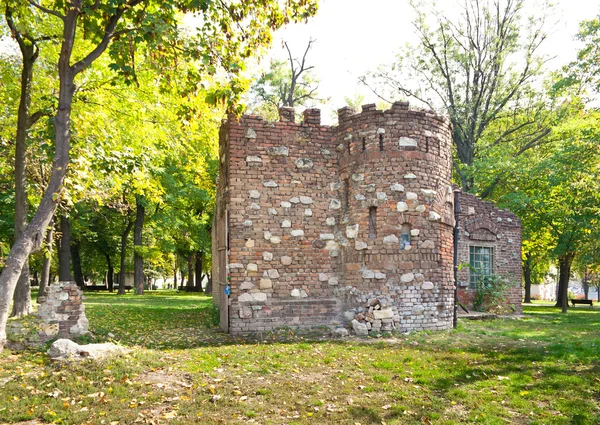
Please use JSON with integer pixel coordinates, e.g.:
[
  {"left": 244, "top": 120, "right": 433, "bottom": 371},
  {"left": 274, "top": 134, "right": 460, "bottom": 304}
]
[{"left": 37, "top": 281, "right": 89, "bottom": 342}]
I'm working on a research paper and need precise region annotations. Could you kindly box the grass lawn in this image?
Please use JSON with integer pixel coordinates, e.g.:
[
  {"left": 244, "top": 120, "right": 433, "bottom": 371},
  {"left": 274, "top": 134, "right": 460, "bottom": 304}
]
[{"left": 1, "top": 292, "right": 599, "bottom": 425}]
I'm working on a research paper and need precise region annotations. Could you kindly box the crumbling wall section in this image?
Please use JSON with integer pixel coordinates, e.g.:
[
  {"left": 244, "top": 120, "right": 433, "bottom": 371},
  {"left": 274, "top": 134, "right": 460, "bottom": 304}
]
[{"left": 36, "top": 281, "right": 88, "bottom": 342}]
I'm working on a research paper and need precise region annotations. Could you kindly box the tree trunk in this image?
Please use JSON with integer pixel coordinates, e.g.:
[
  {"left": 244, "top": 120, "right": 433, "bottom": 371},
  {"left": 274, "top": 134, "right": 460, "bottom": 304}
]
[
  {"left": 38, "top": 220, "right": 54, "bottom": 302},
  {"left": 11, "top": 260, "right": 32, "bottom": 317},
  {"left": 582, "top": 267, "right": 589, "bottom": 301},
  {"left": 9, "top": 21, "right": 38, "bottom": 318},
  {"left": 173, "top": 258, "right": 177, "bottom": 290},
  {"left": 523, "top": 254, "right": 532, "bottom": 303},
  {"left": 556, "top": 254, "right": 573, "bottom": 313},
  {"left": 0, "top": 13, "right": 78, "bottom": 348},
  {"left": 105, "top": 253, "right": 114, "bottom": 292},
  {"left": 195, "top": 251, "right": 203, "bottom": 292},
  {"left": 187, "top": 255, "right": 194, "bottom": 291},
  {"left": 133, "top": 196, "right": 145, "bottom": 295},
  {"left": 205, "top": 273, "right": 212, "bottom": 295},
  {"left": 118, "top": 218, "right": 134, "bottom": 295},
  {"left": 71, "top": 239, "right": 84, "bottom": 287},
  {"left": 180, "top": 265, "right": 185, "bottom": 288}
]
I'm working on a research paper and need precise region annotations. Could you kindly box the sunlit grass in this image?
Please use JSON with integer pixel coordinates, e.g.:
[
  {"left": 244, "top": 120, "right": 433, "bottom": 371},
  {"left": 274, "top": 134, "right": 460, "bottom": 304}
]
[{"left": 1, "top": 292, "right": 599, "bottom": 424}]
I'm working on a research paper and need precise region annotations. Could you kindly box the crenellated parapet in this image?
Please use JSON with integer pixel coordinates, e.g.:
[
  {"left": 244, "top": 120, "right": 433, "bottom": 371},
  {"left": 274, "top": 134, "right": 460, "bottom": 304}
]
[{"left": 214, "top": 102, "right": 460, "bottom": 335}]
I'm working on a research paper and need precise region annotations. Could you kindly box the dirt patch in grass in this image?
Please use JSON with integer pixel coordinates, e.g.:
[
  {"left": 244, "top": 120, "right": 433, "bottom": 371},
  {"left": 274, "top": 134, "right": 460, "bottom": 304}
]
[{"left": 136, "top": 369, "right": 193, "bottom": 391}]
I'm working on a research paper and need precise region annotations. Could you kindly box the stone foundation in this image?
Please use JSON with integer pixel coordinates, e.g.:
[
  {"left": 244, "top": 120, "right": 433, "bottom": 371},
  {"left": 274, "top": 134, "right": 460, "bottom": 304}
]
[{"left": 37, "top": 281, "right": 88, "bottom": 342}]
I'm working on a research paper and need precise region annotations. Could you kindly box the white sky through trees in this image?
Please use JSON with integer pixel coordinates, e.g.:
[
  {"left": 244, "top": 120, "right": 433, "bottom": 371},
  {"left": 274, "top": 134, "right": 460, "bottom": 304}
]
[
  {"left": 0, "top": 0, "right": 596, "bottom": 124},
  {"left": 265, "top": 0, "right": 599, "bottom": 124}
]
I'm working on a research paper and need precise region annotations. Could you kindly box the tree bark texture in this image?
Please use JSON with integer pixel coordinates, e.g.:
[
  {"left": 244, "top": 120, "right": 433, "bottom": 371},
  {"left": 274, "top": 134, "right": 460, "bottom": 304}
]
[
  {"left": 105, "top": 253, "right": 114, "bottom": 292},
  {"left": 195, "top": 251, "right": 203, "bottom": 292},
  {"left": 133, "top": 196, "right": 145, "bottom": 295},
  {"left": 0, "top": 65, "right": 76, "bottom": 348},
  {"left": 37, "top": 222, "right": 54, "bottom": 302},
  {"left": 205, "top": 273, "right": 212, "bottom": 295},
  {"left": 70, "top": 239, "right": 84, "bottom": 287},
  {"left": 58, "top": 215, "right": 72, "bottom": 281},
  {"left": 523, "top": 254, "right": 532, "bottom": 303},
  {"left": 118, "top": 219, "right": 134, "bottom": 295},
  {"left": 11, "top": 260, "right": 31, "bottom": 318},
  {"left": 0, "top": 0, "right": 136, "bottom": 348},
  {"left": 582, "top": 267, "right": 589, "bottom": 301},
  {"left": 556, "top": 255, "right": 573, "bottom": 313},
  {"left": 187, "top": 255, "right": 194, "bottom": 291},
  {"left": 7, "top": 7, "right": 40, "bottom": 318},
  {"left": 173, "top": 258, "right": 177, "bottom": 290}
]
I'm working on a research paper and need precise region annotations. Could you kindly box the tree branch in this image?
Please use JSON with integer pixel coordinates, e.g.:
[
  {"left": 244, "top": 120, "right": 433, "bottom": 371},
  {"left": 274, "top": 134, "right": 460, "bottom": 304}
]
[
  {"left": 71, "top": 0, "right": 144, "bottom": 75},
  {"left": 26, "top": 0, "right": 65, "bottom": 20},
  {"left": 27, "top": 110, "right": 50, "bottom": 127}
]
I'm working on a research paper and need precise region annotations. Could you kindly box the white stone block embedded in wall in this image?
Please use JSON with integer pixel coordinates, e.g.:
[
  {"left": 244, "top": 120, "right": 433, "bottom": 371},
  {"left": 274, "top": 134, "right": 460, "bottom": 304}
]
[
  {"left": 391, "top": 183, "right": 405, "bottom": 192},
  {"left": 329, "top": 199, "right": 341, "bottom": 210},
  {"left": 346, "top": 224, "right": 359, "bottom": 238},
  {"left": 398, "top": 137, "right": 418, "bottom": 147},
  {"left": 397, "top": 202, "right": 409, "bottom": 212}
]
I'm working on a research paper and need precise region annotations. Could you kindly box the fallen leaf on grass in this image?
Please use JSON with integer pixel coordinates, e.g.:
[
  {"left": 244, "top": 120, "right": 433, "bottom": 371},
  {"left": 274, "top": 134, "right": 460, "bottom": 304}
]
[{"left": 164, "top": 411, "right": 177, "bottom": 419}]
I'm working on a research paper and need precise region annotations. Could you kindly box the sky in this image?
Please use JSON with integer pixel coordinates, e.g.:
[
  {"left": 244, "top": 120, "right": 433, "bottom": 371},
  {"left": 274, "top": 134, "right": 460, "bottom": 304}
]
[
  {"left": 1, "top": 0, "right": 597, "bottom": 124},
  {"left": 261, "top": 0, "right": 600, "bottom": 124}
]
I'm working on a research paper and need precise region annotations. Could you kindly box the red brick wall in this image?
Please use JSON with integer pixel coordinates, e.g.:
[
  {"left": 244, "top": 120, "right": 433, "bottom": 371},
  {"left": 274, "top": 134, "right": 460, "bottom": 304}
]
[
  {"left": 335, "top": 103, "right": 455, "bottom": 332},
  {"left": 456, "top": 192, "right": 523, "bottom": 313},
  {"left": 216, "top": 103, "right": 519, "bottom": 334}
]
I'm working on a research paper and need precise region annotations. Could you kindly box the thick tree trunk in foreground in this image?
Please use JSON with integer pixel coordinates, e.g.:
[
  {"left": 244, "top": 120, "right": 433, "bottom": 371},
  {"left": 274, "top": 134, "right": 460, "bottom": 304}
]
[
  {"left": 187, "top": 255, "right": 194, "bottom": 291},
  {"left": 133, "top": 196, "right": 145, "bottom": 295},
  {"left": 118, "top": 219, "right": 134, "bottom": 295},
  {"left": 37, "top": 222, "right": 54, "bottom": 302},
  {"left": 195, "top": 251, "right": 203, "bottom": 292},
  {"left": 0, "top": 2, "right": 101, "bottom": 349},
  {"left": 58, "top": 215, "right": 72, "bottom": 281},
  {"left": 8, "top": 7, "right": 40, "bottom": 318},
  {"left": 555, "top": 255, "right": 573, "bottom": 313},
  {"left": 71, "top": 239, "right": 84, "bottom": 287},
  {"left": 523, "top": 254, "right": 532, "bottom": 303},
  {"left": 0, "top": 65, "right": 76, "bottom": 349},
  {"left": 11, "top": 260, "right": 31, "bottom": 317}
]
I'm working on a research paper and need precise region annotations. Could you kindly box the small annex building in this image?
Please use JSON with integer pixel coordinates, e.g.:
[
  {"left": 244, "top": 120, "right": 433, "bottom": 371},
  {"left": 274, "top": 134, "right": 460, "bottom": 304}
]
[{"left": 212, "top": 103, "right": 522, "bottom": 335}]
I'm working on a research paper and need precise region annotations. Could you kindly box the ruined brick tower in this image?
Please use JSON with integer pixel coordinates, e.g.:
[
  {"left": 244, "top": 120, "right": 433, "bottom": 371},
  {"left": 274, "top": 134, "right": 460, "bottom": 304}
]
[{"left": 213, "top": 102, "right": 459, "bottom": 334}]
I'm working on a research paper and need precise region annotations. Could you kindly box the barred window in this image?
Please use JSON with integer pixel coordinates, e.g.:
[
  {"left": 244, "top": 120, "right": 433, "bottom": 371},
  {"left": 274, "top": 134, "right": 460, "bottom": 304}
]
[{"left": 469, "top": 246, "right": 494, "bottom": 288}]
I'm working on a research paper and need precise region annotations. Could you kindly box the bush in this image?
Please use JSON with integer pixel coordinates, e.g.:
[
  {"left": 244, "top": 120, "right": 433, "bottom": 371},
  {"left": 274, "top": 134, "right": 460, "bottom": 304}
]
[{"left": 473, "top": 275, "right": 509, "bottom": 312}]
